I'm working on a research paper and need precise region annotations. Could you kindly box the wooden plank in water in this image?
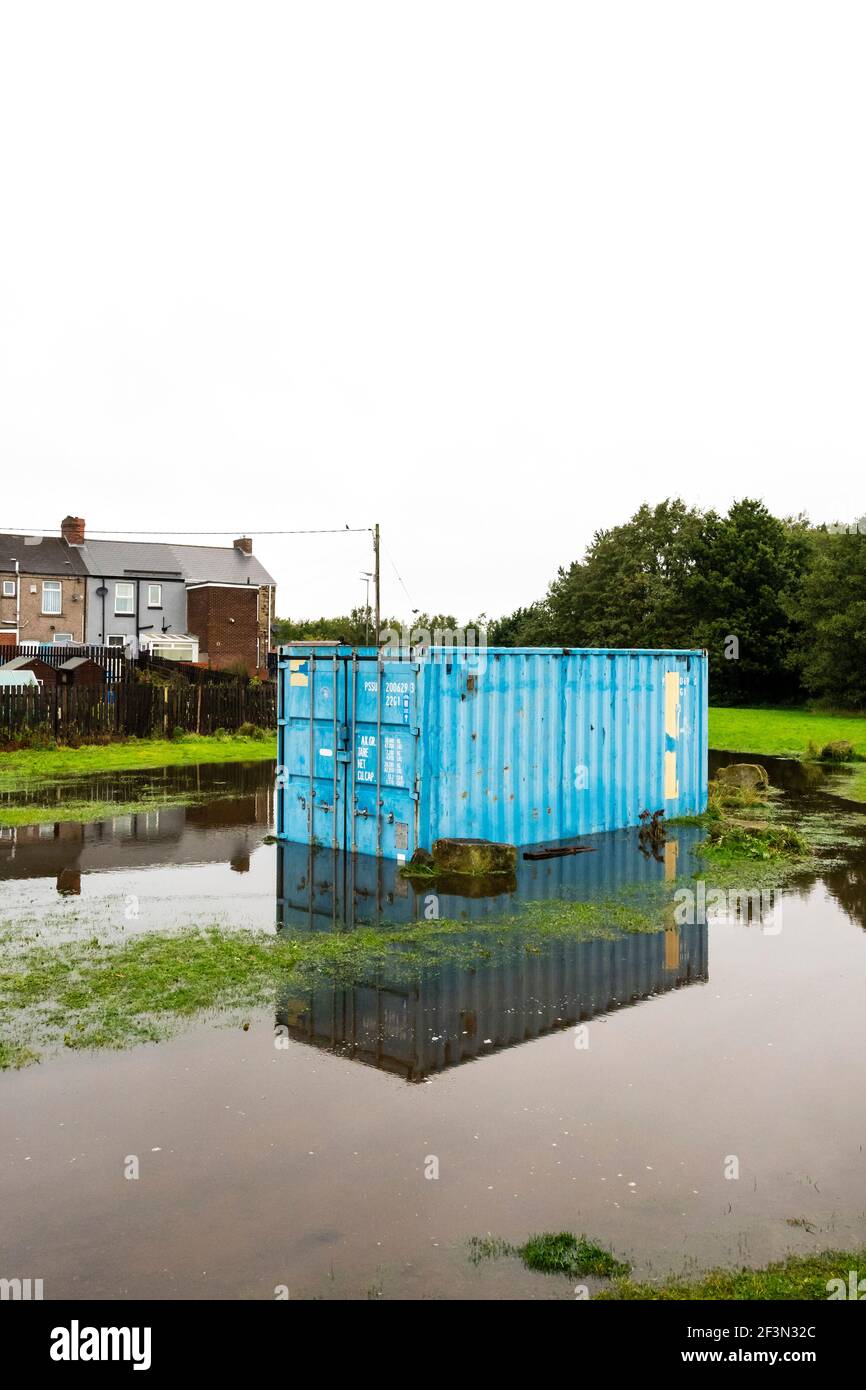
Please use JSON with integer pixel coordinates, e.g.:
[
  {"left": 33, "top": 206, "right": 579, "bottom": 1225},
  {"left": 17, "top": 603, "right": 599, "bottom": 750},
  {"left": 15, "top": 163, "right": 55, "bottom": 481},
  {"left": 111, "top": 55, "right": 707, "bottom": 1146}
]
[{"left": 522, "top": 845, "right": 597, "bottom": 861}]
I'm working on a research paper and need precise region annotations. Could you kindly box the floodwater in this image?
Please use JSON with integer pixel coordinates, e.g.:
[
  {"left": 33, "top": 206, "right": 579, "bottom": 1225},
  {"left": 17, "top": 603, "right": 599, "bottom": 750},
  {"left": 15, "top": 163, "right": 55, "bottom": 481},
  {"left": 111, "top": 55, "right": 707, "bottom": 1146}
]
[{"left": 2, "top": 756, "right": 866, "bottom": 1299}]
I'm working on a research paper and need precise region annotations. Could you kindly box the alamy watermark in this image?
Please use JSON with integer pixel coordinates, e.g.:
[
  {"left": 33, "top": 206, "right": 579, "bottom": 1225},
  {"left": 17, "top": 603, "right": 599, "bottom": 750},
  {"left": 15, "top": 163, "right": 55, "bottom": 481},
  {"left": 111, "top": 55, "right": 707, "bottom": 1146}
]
[
  {"left": 379, "top": 621, "right": 488, "bottom": 670},
  {"left": 674, "top": 880, "right": 781, "bottom": 933},
  {"left": 0, "top": 1276, "right": 43, "bottom": 1299},
  {"left": 827, "top": 1270, "right": 866, "bottom": 1298}
]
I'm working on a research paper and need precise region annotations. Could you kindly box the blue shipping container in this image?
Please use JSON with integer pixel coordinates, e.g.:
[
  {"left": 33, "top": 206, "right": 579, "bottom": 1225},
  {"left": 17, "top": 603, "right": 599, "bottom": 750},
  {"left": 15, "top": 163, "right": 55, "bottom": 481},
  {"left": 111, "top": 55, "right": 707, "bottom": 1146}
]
[{"left": 276, "top": 645, "right": 708, "bottom": 860}]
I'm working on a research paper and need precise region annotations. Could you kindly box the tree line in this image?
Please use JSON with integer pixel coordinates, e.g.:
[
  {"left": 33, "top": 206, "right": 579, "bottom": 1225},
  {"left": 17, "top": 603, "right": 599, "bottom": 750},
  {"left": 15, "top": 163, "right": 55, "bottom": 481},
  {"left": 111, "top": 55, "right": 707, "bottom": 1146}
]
[{"left": 273, "top": 499, "right": 866, "bottom": 707}]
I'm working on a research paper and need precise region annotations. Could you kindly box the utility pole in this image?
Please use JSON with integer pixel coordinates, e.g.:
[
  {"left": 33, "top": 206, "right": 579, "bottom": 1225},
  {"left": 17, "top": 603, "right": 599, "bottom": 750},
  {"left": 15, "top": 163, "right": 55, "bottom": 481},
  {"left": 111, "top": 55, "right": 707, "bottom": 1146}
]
[
  {"left": 360, "top": 572, "right": 373, "bottom": 644},
  {"left": 373, "top": 522, "right": 380, "bottom": 645}
]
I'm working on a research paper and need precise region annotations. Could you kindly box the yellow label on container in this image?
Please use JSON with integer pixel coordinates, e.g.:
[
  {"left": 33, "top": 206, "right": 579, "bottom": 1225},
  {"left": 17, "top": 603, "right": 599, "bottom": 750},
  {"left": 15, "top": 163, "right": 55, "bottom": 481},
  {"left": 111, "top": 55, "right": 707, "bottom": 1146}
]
[
  {"left": 664, "top": 749, "right": 678, "bottom": 800},
  {"left": 664, "top": 671, "right": 679, "bottom": 737},
  {"left": 664, "top": 671, "right": 679, "bottom": 799}
]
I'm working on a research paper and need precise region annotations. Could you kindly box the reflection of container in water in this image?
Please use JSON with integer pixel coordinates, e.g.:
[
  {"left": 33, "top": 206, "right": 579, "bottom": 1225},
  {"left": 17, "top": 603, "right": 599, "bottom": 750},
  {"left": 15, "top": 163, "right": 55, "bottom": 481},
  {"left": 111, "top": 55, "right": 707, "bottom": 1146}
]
[
  {"left": 274, "top": 918, "right": 709, "bottom": 1082},
  {"left": 275, "top": 823, "right": 708, "bottom": 932}
]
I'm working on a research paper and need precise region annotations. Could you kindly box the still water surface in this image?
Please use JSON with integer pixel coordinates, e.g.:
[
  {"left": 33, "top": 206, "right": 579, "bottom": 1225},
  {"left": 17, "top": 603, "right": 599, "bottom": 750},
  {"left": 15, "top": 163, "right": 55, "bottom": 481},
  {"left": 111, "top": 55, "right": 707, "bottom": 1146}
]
[{"left": 1, "top": 756, "right": 865, "bottom": 1298}]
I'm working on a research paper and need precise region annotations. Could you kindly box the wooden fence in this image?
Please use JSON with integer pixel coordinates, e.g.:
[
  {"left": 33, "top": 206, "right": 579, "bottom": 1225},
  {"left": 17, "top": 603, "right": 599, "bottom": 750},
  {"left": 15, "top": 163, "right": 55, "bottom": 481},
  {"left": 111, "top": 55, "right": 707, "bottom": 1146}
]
[
  {"left": 0, "top": 642, "right": 133, "bottom": 682},
  {"left": 0, "top": 682, "right": 277, "bottom": 741},
  {"left": 136, "top": 652, "right": 251, "bottom": 684}
]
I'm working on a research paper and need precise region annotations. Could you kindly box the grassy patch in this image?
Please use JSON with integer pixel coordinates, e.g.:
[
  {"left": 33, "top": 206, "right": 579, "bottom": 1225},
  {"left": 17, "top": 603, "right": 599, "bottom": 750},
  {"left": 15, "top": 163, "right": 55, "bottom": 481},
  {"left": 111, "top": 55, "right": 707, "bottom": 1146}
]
[
  {"left": 709, "top": 707, "right": 866, "bottom": 802},
  {"left": 521, "top": 1232, "right": 631, "bottom": 1278},
  {"left": 0, "top": 901, "right": 668, "bottom": 1067},
  {"left": 0, "top": 734, "right": 277, "bottom": 793},
  {"left": 709, "top": 707, "right": 866, "bottom": 760},
  {"left": 467, "top": 1236, "right": 514, "bottom": 1263},
  {"left": 670, "top": 778, "right": 777, "bottom": 829},
  {"left": 0, "top": 792, "right": 205, "bottom": 828},
  {"left": 399, "top": 862, "right": 439, "bottom": 880},
  {"left": 0, "top": 1037, "right": 39, "bottom": 1069},
  {"left": 706, "top": 781, "right": 776, "bottom": 819},
  {"left": 469, "top": 1230, "right": 866, "bottom": 1299},
  {"left": 673, "top": 777, "right": 820, "bottom": 886},
  {"left": 468, "top": 1232, "right": 630, "bottom": 1279},
  {"left": 599, "top": 1249, "right": 866, "bottom": 1300},
  {"left": 0, "top": 928, "right": 287, "bottom": 1057},
  {"left": 696, "top": 821, "right": 810, "bottom": 865}
]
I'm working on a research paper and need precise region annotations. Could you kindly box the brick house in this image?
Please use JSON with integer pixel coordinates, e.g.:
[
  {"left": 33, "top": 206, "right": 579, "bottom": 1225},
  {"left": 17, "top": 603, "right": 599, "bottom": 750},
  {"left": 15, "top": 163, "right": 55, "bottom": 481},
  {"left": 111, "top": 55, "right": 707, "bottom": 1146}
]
[
  {"left": 0, "top": 529, "right": 89, "bottom": 646},
  {"left": 187, "top": 579, "right": 272, "bottom": 673},
  {"left": 1, "top": 518, "right": 276, "bottom": 671},
  {"left": 74, "top": 521, "right": 276, "bottom": 672}
]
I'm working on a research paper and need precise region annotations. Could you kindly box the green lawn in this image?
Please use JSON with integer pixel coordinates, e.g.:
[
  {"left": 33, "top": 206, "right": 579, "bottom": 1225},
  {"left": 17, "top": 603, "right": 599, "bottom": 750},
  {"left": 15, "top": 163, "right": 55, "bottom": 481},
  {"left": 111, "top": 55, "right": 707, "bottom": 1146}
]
[
  {"left": 0, "top": 733, "right": 277, "bottom": 791},
  {"left": 709, "top": 707, "right": 866, "bottom": 760},
  {"left": 600, "top": 1249, "right": 866, "bottom": 1300}
]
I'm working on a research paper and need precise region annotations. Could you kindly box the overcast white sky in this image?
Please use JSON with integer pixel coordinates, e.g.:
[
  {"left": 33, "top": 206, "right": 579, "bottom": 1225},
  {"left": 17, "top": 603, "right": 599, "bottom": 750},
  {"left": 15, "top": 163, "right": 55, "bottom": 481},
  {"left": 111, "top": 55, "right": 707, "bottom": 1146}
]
[{"left": 1, "top": 2, "right": 863, "bottom": 623}]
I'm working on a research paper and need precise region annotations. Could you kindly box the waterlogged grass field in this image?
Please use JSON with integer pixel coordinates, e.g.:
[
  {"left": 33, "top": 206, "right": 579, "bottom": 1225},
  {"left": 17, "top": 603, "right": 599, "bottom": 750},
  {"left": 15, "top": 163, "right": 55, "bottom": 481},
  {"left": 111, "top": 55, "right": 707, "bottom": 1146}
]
[
  {"left": 0, "top": 732, "right": 277, "bottom": 793},
  {"left": 0, "top": 765, "right": 836, "bottom": 1068},
  {"left": 0, "top": 792, "right": 207, "bottom": 828},
  {"left": 599, "top": 1248, "right": 866, "bottom": 1300},
  {"left": 467, "top": 1230, "right": 866, "bottom": 1299},
  {"left": 0, "top": 900, "right": 667, "bottom": 1069},
  {"left": 3, "top": 746, "right": 866, "bottom": 1303},
  {"left": 709, "top": 707, "right": 866, "bottom": 801}
]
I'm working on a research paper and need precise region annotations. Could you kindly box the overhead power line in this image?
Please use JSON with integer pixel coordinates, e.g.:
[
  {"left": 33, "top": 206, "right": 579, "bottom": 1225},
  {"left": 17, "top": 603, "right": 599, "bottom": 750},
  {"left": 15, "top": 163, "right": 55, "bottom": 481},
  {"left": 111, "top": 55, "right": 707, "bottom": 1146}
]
[
  {"left": 4, "top": 525, "right": 373, "bottom": 536},
  {"left": 383, "top": 541, "right": 418, "bottom": 613}
]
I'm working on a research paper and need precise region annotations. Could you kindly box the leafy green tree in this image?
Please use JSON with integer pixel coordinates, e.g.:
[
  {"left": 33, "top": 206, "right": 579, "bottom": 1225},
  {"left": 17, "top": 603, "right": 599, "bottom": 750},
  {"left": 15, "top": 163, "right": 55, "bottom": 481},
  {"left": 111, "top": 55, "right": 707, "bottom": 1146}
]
[
  {"left": 487, "top": 603, "right": 553, "bottom": 646},
  {"left": 491, "top": 498, "right": 811, "bottom": 702},
  {"left": 791, "top": 528, "right": 866, "bottom": 707},
  {"left": 543, "top": 499, "right": 706, "bottom": 649},
  {"left": 273, "top": 499, "right": 830, "bottom": 706},
  {"left": 271, "top": 607, "right": 398, "bottom": 646},
  {"left": 492, "top": 500, "right": 706, "bottom": 650},
  {"left": 690, "top": 500, "right": 810, "bottom": 703}
]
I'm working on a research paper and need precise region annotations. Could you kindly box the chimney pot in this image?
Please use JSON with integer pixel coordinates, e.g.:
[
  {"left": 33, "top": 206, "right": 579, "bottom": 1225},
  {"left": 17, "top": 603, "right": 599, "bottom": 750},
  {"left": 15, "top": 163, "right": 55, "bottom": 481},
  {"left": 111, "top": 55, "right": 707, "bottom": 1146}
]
[
  {"left": 61, "top": 516, "right": 85, "bottom": 545},
  {"left": 234, "top": 536, "right": 252, "bottom": 555}
]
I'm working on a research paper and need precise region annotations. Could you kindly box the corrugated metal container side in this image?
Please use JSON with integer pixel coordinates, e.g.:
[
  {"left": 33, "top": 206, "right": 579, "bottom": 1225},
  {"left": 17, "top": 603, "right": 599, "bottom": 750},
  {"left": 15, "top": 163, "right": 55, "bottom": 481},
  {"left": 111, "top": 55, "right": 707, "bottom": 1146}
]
[{"left": 277, "top": 645, "right": 708, "bottom": 860}]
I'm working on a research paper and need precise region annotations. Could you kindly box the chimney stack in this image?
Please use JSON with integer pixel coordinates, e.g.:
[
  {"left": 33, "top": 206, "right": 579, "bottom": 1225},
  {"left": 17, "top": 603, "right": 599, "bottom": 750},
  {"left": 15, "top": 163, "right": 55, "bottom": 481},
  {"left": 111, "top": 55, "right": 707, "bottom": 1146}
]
[
  {"left": 61, "top": 516, "right": 85, "bottom": 545},
  {"left": 234, "top": 536, "right": 252, "bottom": 555}
]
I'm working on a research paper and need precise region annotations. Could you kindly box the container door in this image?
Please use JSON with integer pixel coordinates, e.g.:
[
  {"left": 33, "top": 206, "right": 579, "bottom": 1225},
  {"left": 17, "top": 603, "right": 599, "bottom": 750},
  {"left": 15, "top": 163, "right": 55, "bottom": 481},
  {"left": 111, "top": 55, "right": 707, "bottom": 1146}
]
[
  {"left": 278, "top": 650, "right": 350, "bottom": 851},
  {"left": 350, "top": 657, "right": 420, "bottom": 860}
]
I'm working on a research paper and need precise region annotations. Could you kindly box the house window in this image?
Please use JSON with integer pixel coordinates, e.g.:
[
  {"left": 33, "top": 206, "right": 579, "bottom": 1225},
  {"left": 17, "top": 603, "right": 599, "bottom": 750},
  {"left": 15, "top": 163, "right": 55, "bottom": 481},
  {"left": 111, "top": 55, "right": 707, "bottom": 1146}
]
[
  {"left": 115, "top": 582, "right": 135, "bottom": 615},
  {"left": 107, "top": 635, "right": 127, "bottom": 648},
  {"left": 42, "top": 580, "right": 61, "bottom": 614},
  {"left": 2, "top": 580, "right": 15, "bottom": 598},
  {"left": 147, "top": 583, "right": 162, "bottom": 608},
  {"left": 52, "top": 633, "right": 74, "bottom": 644}
]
